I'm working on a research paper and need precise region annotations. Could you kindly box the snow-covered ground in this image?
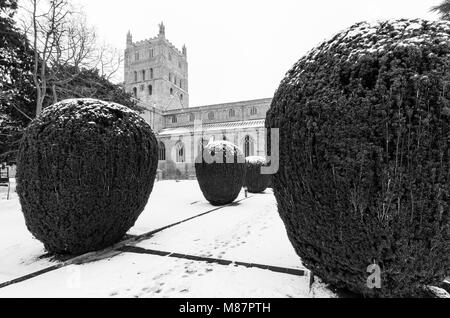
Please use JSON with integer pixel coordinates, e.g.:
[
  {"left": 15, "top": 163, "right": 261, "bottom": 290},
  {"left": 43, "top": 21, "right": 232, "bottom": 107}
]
[{"left": 0, "top": 179, "right": 336, "bottom": 298}]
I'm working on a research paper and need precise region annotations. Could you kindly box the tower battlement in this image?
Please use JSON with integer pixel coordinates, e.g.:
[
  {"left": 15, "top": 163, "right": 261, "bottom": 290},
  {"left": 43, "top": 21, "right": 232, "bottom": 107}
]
[{"left": 124, "top": 23, "right": 189, "bottom": 112}]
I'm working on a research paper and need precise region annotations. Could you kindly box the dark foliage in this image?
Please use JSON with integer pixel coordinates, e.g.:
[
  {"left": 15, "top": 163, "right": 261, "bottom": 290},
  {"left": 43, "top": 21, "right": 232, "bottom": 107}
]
[
  {"left": 16, "top": 99, "right": 158, "bottom": 255},
  {"left": 47, "top": 66, "right": 144, "bottom": 113},
  {"left": 0, "top": 0, "right": 36, "bottom": 163},
  {"left": 265, "top": 19, "right": 450, "bottom": 297},
  {"left": 244, "top": 157, "right": 271, "bottom": 193},
  {"left": 195, "top": 141, "right": 245, "bottom": 206}
]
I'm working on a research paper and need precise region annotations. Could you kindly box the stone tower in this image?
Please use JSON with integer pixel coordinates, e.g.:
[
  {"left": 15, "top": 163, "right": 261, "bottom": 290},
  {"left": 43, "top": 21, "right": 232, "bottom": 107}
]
[{"left": 124, "top": 23, "right": 189, "bottom": 110}]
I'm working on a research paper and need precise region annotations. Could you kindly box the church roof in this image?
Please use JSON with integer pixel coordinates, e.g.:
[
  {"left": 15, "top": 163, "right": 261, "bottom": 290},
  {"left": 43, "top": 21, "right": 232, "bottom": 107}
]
[{"left": 157, "top": 119, "right": 265, "bottom": 136}]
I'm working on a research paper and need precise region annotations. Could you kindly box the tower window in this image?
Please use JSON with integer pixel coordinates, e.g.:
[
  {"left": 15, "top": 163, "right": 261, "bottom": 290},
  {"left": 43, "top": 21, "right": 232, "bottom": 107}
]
[
  {"left": 180, "top": 94, "right": 183, "bottom": 101},
  {"left": 150, "top": 68, "right": 154, "bottom": 79},
  {"left": 148, "top": 85, "right": 153, "bottom": 95},
  {"left": 134, "top": 71, "right": 138, "bottom": 82},
  {"left": 132, "top": 87, "right": 137, "bottom": 98},
  {"left": 169, "top": 73, "right": 172, "bottom": 82},
  {"left": 229, "top": 109, "right": 235, "bottom": 117},
  {"left": 135, "top": 52, "right": 139, "bottom": 61},
  {"left": 142, "top": 70, "right": 146, "bottom": 81},
  {"left": 208, "top": 112, "right": 215, "bottom": 120},
  {"left": 170, "top": 87, "right": 173, "bottom": 95},
  {"left": 168, "top": 52, "right": 172, "bottom": 61},
  {"left": 179, "top": 79, "right": 182, "bottom": 89},
  {"left": 174, "top": 75, "right": 177, "bottom": 85},
  {"left": 140, "top": 84, "right": 144, "bottom": 91},
  {"left": 149, "top": 49, "right": 154, "bottom": 58},
  {"left": 178, "top": 61, "right": 182, "bottom": 69}
]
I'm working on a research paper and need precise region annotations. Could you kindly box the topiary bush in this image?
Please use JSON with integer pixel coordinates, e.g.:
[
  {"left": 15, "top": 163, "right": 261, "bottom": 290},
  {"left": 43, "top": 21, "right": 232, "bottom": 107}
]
[
  {"left": 195, "top": 140, "right": 245, "bottom": 206},
  {"left": 16, "top": 98, "right": 158, "bottom": 255},
  {"left": 265, "top": 19, "right": 450, "bottom": 297},
  {"left": 244, "top": 156, "right": 271, "bottom": 193}
]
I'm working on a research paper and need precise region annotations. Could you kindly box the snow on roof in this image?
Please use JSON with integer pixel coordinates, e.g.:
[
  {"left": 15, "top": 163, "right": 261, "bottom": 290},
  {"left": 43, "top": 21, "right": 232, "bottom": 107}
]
[{"left": 158, "top": 119, "right": 265, "bottom": 136}]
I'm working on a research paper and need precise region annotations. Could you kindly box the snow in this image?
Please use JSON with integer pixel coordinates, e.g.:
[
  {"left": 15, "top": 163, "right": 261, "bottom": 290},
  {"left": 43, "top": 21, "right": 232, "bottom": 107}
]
[
  {"left": 0, "top": 252, "right": 333, "bottom": 298},
  {"left": 246, "top": 156, "right": 266, "bottom": 165},
  {"left": 285, "top": 19, "right": 450, "bottom": 86},
  {"left": 0, "top": 180, "right": 336, "bottom": 298},
  {"left": 136, "top": 191, "right": 304, "bottom": 269},
  {"left": 204, "top": 140, "right": 243, "bottom": 157},
  {"left": 38, "top": 99, "right": 144, "bottom": 128}
]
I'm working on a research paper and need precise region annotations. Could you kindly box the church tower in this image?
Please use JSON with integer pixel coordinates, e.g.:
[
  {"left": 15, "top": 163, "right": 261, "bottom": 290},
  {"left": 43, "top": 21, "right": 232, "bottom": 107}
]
[{"left": 124, "top": 23, "right": 189, "bottom": 111}]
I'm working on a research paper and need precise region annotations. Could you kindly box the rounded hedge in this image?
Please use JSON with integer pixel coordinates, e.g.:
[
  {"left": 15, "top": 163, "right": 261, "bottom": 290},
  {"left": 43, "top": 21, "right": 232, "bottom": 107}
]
[
  {"left": 16, "top": 98, "right": 158, "bottom": 255},
  {"left": 265, "top": 19, "right": 450, "bottom": 297},
  {"left": 244, "top": 156, "right": 271, "bottom": 193},
  {"left": 195, "top": 140, "right": 246, "bottom": 206}
]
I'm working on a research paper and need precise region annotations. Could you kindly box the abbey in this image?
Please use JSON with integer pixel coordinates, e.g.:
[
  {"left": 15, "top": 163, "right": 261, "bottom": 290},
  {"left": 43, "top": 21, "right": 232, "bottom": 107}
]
[{"left": 124, "top": 23, "right": 271, "bottom": 178}]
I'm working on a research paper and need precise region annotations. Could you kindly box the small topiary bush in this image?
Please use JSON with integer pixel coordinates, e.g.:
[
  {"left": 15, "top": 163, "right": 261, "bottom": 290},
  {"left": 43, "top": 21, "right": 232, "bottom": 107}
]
[
  {"left": 266, "top": 19, "right": 450, "bottom": 297},
  {"left": 16, "top": 98, "right": 158, "bottom": 255},
  {"left": 195, "top": 140, "right": 245, "bottom": 206},
  {"left": 244, "top": 156, "right": 271, "bottom": 193}
]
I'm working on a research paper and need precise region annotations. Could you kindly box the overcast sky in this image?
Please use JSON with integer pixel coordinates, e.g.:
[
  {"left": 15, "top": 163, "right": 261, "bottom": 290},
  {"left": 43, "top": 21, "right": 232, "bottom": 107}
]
[{"left": 75, "top": 0, "right": 440, "bottom": 107}]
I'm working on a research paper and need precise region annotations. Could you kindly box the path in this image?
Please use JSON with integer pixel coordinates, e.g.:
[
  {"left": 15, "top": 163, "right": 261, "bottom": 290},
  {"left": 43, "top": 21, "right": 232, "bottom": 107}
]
[{"left": 0, "top": 181, "right": 337, "bottom": 298}]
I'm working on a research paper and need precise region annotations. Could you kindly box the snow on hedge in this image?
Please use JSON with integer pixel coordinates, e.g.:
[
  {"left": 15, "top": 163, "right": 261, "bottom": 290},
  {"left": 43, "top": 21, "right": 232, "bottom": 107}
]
[
  {"left": 205, "top": 140, "right": 242, "bottom": 156},
  {"left": 286, "top": 19, "right": 450, "bottom": 86},
  {"left": 245, "top": 156, "right": 267, "bottom": 165}
]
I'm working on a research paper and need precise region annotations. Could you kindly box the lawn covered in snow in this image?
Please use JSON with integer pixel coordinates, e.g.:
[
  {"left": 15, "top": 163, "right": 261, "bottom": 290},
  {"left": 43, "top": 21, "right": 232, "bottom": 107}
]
[{"left": 0, "top": 179, "right": 336, "bottom": 298}]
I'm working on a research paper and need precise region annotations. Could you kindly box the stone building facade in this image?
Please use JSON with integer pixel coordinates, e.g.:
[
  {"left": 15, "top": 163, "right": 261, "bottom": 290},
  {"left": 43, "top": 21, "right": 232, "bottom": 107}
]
[
  {"left": 124, "top": 24, "right": 271, "bottom": 178},
  {"left": 125, "top": 22, "right": 189, "bottom": 111}
]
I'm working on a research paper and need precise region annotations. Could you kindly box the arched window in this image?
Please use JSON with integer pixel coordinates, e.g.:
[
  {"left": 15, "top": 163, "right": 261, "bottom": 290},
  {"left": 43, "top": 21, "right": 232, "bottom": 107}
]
[
  {"left": 229, "top": 109, "right": 235, "bottom": 117},
  {"left": 208, "top": 112, "right": 215, "bottom": 120},
  {"left": 140, "top": 84, "right": 144, "bottom": 91},
  {"left": 150, "top": 68, "right": 154, "bottom": 79},
  {"left": 244, "top": 135, "right": 254, "bottom": 157},
  {"left": 176, "top": 142, "right": 185, "bottom": 163},
  {"left": 148, "top": 85, "right": 153, "bottom": 95},
  {"left": 189, "top": 113, "right": 195, "bottom": 122},
  {"left": 158, "top": 141, "right": 166, "bottom": 160},
  {"left": 135, "top": 52, "right": 139, "bottom": 61},
  {"left": 134, "top": 71, "right": 138, "bottom": 82},
  {"left": 169, "top": 73, "right": 172, "bottom": 82},
  {"left": 170, "top": 87, "right": 173, "bottom": 95},
  {"left": 179, "top": 79, "right": 182, "bottom": 89},
  {"left": 222, "top": 135, "right": 227, "bottom": 141},
  {"left": 132, "top": 87, "right": 137, "bottom": 98},
  {"left": 142, "top": 70, "right": 146, "bottom": 81},
  {"left": 250, "top": 107, "right": 258, "bottom": 116},
  {"left": 171, "top": 116, "right": 177, "bottom": 124}
]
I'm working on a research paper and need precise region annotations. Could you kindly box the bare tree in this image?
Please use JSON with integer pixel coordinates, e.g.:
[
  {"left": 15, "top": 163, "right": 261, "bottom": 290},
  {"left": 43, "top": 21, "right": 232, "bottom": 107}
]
[{"left": 19, "top": 0, "right": 123, "bottom": 115}]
